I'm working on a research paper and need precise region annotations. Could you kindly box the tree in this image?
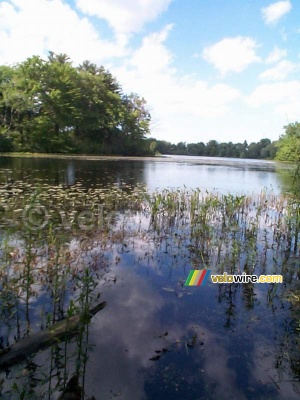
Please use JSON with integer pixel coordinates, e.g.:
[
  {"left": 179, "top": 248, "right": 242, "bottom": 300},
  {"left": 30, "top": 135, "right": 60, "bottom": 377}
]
[
  {"left": 48, "top": 52, "right": 71, "bottom": 64},
  {"left": 155, "top": 140, "right": 173, "bottom": 154},
  {"left": 38, "top": 56, "right": 82, "bottom": 151},
  {"left": 177, "top": 142, "right": 187, "bottom": 154},
  {"left": 276, "top": 123, "right": 300, "bottom": 162},
  {"left": 118, "top": 93, "right": 151, "bottom": 155},
  {"left": 206, "top": 140, "right": 219, "bottom": 157},
  {"left": 0, "top": 65, "right": 15, "bottom": 150},
  {"left": 247, "top": 139, "right": 271, "bottom": 159},
  {"left": 78, "top": 60, "right": 98, "bottom": 75},
  {"left": 73, "top": 66, "right": 122, "bottom": 152},
  {"left": 0, "top": 56, "right": 46, "bottom": 150},
  {"left": 260, "top": 142, "right": 277, "bottom": 159},
  {"left": 0, "top": 53, "right": 153, "bottom": 155}
]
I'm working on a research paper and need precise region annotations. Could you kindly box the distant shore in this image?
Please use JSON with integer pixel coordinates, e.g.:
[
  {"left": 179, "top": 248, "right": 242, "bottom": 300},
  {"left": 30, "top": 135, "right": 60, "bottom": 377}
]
[
  {"left": 0, "top": 152, "right": 166, "bottom": 161},
  {"left": 0, "top": 152, "right": 294, "bottom": 169}
]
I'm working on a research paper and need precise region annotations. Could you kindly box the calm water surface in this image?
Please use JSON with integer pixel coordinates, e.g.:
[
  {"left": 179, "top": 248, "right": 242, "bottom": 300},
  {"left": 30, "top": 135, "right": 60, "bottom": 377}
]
[
  {"left": 0, "top": 155, "right": 287, "bottom": 194},
  {"left": 0, "top": 155, "right": 299, "bottom": 400}
]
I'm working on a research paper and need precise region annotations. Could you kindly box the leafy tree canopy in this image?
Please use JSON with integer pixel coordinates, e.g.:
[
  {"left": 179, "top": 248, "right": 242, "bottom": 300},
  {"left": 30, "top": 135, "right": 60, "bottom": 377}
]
[
  {"left": 0, "top": 53, "right": 151, "bottom": 155},
  {"left": 276, "top": 123, "right": 300, "bottom": 162}
]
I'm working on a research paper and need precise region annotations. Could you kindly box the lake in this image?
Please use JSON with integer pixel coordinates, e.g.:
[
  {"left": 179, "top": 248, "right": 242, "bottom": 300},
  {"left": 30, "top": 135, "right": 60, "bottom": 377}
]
[
  {"left": 0, "top": 155, "right": 299, "bottom": 400},
  {"left": 0, "top": 155, "right": 289, "bottom": 194}
]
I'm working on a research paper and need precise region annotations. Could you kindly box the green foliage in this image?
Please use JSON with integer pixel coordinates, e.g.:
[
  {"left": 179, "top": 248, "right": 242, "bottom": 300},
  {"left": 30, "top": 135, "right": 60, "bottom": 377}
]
[
  {"left": 0, "top": 133, "right": 13, "bottom": 151},
  {"left": 154, "top": 138, "right": 277, "bottom": 159},
  {"left": 276, "top": 122, "right": 300, "bottom": 162},
  {"left": 0, "top": 53, "right": 152, "bottom": 155}
]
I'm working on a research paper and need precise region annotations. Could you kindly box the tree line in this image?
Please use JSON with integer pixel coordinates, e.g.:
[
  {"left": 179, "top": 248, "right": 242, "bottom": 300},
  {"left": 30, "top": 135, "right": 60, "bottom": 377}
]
[
  {"left": 0, "top": 52, "right": 299, "bottom": 161},
  {"left": 152, "top": 124, "right": 300, "bottom": 160},
  {"left": 152, "top": 138, "right": 277, "bottom": 159},
  {"left": 152, "top": 123, "right": 300, "bottom": 161},
  {"left": 0, "top": 52, "right": 151, "bottom": 155}
]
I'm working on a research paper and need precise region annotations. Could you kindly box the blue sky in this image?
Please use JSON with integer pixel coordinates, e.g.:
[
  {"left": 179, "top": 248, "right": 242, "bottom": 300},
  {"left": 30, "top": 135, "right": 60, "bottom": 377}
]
[{"left": 0, "top": 0, "right": 299, "bottom": 144}]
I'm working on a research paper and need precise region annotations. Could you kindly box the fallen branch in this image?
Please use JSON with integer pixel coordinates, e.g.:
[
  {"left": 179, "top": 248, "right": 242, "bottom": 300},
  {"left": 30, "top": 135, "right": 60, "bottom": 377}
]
[{"left": 0, "top": 301, "right": 106, "bottom": 371}]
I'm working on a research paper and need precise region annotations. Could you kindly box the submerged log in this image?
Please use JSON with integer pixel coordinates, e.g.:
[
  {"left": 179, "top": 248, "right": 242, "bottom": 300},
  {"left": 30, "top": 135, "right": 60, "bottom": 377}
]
[
  {"left": 0, "top": 301, "right": 106, "bottom": 371},
  {"left": 57, "top": 375, "right": 81, "bottom": 400},
  {"left": 57, "top": 375, "right": 98, "bottom": 400}
]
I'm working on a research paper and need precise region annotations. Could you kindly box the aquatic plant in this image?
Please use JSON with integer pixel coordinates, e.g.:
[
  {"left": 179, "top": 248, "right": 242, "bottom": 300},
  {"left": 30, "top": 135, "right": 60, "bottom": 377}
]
[{"left": 0, "top": 181, "right": 299, "bottom": 398}]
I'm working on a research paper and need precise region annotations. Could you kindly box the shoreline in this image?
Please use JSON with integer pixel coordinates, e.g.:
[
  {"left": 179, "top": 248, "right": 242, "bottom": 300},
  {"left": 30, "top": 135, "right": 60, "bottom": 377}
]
[
  {"left": 0, "top": 152, "right": 295, "bottom": 168},
  {"left": 0, "top": 152, "right": 167, "bottom": 162}
]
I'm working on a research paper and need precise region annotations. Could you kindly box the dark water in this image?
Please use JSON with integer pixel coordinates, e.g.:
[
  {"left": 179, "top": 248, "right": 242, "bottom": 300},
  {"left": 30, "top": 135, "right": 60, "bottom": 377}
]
[
  {"left": 0, "top": 156, "right": 299, "bottom": 400},
  {"left": 0, "top": 155, "right": 287, "bottom": 194}
]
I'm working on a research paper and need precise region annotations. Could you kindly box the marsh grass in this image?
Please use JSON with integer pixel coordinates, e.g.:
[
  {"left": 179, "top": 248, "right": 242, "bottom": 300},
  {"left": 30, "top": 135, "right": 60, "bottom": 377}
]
[{"left": 0, "top": 181, "right": 299, "bottom": 398}]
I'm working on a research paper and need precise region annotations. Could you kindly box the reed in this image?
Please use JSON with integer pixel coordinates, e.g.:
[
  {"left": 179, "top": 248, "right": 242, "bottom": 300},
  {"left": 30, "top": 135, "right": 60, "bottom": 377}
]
[{"left": 0, "top": 181, "right": 299, "bottom": 398}]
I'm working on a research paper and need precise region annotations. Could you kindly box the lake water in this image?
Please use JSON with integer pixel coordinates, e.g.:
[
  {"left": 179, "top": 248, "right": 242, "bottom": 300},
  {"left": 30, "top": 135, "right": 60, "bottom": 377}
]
[
  {"left": 0, "top": 155, "right": 288, "bottom": 194},
  {"left": 0, "top": 155, "right": 299, "bottom": 400}
]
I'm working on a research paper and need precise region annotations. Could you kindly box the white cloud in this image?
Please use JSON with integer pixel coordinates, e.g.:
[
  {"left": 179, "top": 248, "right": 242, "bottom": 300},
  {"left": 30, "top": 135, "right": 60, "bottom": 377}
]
[
  {"left": 261, "top": 1, "right": 292, "bottom": 25},
  {"left": 246, "top": 81, "right": 300, "bottom": 108},
  {"left": 76, "top": 0, "right": 173, "bottom": 33},
  {"left": 259, "top": 60, "right": 296, "bottom": 80},
  {"left": 0, "top": 0, "right": 128, "bottom": 65},
  {"left": 130, "top": 24, "right": 175, "bottom": 74},
  {"left": 202, "top": 37, "right": 261, "bottom": 75},
  {"left": 265, "top": 46, "right": 287, "bottom": 63},
  {"left": 113, "top": 26, "right": 240, "bottom": 143},
  {"left": 275, "top": 101, "right": 300, "bottom": 121}
]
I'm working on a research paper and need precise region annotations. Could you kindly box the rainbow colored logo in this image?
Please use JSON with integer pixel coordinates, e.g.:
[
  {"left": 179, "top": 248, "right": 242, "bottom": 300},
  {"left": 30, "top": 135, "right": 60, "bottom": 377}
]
[{"left": 184, "top": 269, "right": 211, "bottom": 286}]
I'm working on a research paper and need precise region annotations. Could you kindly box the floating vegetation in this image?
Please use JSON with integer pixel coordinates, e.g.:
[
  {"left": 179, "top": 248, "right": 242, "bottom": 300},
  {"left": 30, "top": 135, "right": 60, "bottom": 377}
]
[{"left": 0, "top": 181, "right": 299, "bottom": 398}]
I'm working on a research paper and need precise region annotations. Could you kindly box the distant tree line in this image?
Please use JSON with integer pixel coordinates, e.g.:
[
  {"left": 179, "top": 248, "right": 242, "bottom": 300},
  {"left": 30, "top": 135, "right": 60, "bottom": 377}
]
[
  {"left": 152, "top": 138, "right": 277, "bottom": 159},
  {"left": 0, "top": 52, "right": 152, "bottom": 155},
  {"left": 153, "top": 121, "right": 300, "bottom": 161}
]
